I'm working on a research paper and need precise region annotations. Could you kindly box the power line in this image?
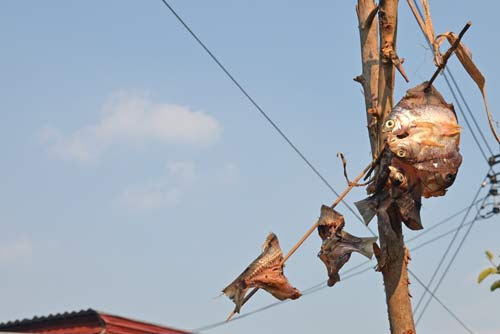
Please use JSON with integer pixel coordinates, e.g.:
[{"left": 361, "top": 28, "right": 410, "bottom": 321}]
[
  {"left": 192, "top": 265, "right": 372, "bottom": 332},
  {"left": 415, "top": 194, "right": 490, "bottom": 325},
  {"left": 409, "top": 218, "right": 480, "bottom": 252},
  {"left": 408, "top": 269, "right": 475, "bottom": 334},
  {"left": 158, "top": 0, "right": 375, "bottom": 236},
  {"left": 443, "top": 73, "right": 489, "bottom": 162},
  {"left": 405, "top": 197, "right": 486, "bottom": 243},
  {"left": 159, "top": 1, "right": 488, "bottom": 331},
  {"left": 413, "top": 180, "right": 485, "bottom": 314},
  {"left": 413, "top": 3, "right": 492, "bottom": 163},
  {"left": 446, "top": 68, "right": 494, "bottom": 156},
  {"left": 192, "top": 203, "right": 491, "bottom": 332}
]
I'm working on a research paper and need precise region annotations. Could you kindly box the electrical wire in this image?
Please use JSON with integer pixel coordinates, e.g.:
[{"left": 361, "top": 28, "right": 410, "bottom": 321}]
[
  {"left": 192, "top": 207, "right": 492, "bottom": 333},
  {"left": 443, "top": 73, "right": 489, "bottom": 162},
  {"left": 192, "top": 265, "right": 372, "bottom": 332},
  {"left": 158, "top": 1, "right": 492, "bottom": 332},
  {"left": 413, "top": 180, "right": 486, "bottom": 314},
  {"left": 405, "top": 197, "right": 486, "bottom": 243},
  {"left": 415, "top": 194, "right": 490, "bottom": 325},
  {"left": 158, "top": 0, "right": 375, "bottom": 236},
  {"left": 409, "top": 217, "right": 481, "bottom": 252},
  {"left": 408, "top": 269, "right": 475, "bottom": 334},
  {"left": 412, "top": 3, "right": 492, "bottom": 163},
  {"left": 446, "top": 68, "right": 494, "bottom": 156}
]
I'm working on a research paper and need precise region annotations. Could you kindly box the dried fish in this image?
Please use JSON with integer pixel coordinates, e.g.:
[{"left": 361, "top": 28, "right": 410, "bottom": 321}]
[
  {"left": 222, "top": 233, "right": 301, "bottom": 313},
  {"left": 317, "top": 205, "right": 377, "bottom": 286},
  {"left": 355, "top": 149, "right": 423, "bottom": 230},
  {"left": 383, "top": 82, "right": 462, "bottom": 198}
]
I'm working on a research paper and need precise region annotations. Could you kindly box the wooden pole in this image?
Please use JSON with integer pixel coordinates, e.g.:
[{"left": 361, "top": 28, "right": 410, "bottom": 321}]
[{"left": 356, "top": 0, "right": 415, "bottom": 333}]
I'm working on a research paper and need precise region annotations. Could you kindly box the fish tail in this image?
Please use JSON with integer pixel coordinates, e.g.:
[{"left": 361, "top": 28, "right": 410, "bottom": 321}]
[
  {"left": 222, "top": 282, "right": 245, "bottom": 313},
  {"left": 357, "top": 236, "right": 378, "bottom": 259},
  {"left": 355, "top": 197, "right": 378, "bottom": 225},
  {"left": 403, "top": 207, "right": 423, "bottom": 230}
]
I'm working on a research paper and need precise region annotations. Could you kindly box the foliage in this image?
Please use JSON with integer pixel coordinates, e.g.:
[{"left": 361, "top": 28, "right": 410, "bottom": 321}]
[{"left": 478, "top": 250, "right": 500, "bottom": 292}]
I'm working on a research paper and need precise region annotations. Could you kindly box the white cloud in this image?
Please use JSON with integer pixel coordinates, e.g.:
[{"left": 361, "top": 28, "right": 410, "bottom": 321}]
[
  {"left": 0, "top": 239, "right": 33, "bottom": 265},
  {"left": 42, "top": 92, "right": 222, "bottom": 162}
]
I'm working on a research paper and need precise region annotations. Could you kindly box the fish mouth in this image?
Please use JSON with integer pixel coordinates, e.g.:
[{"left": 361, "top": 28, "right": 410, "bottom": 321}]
[{"left": 396, "top": 132, "right": 409, "bottom": 139}]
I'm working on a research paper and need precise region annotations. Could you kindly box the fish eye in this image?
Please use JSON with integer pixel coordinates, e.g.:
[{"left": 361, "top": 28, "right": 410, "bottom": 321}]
[
  {"left": 445, "top": 174, "right": 456, "bottom": 182},
  {"left": 395, "top": 172, "right": 404, "bottom": 182},
  {"left": 396, "top": 149, "right": 406, "bottom": 158},
  {"left": 385, "top": 120, "right": 395, "bottom": 128}
]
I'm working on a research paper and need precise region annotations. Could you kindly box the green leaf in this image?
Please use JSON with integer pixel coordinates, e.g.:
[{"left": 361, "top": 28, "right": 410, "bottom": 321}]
[
  {"left": 490, "top": 280, "right": 500, "bottom": 291},
  {"left": 486, "top": 250, "right": 495, "bottom": 261},
  {"left": 478, "top": 267, "right": 498, "bottom": 283}
]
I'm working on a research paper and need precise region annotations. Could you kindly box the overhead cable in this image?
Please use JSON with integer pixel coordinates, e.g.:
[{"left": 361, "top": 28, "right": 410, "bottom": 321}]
[{"left": 158, "top": 0, "right": 374, "bottom": 234}]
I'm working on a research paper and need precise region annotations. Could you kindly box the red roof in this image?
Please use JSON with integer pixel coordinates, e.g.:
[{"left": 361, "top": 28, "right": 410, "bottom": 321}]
[{"left": 0, "top": 309, "right": 191, "bottom": 334}]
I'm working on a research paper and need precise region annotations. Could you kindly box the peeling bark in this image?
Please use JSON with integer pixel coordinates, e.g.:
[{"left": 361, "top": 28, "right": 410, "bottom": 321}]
[{"left": 356, "top": 0, "right": 415, "bottom": 333}]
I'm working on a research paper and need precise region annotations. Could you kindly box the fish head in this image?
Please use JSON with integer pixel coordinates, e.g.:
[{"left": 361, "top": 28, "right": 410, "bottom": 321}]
[
  {"left": 382, "top": 108, "right": 412, "bottom": 136},
  {"left": 415, "top": 153, "right": 462, "bottom": 198},
  {"left": 421, "top": 169, "right": 459, "bottom": 198},
  {"left": 387, "top": 136, "right": 419, "bottom": 161},
  {"left": 317, "top": 205, "right": 345, "bottom": 241}
]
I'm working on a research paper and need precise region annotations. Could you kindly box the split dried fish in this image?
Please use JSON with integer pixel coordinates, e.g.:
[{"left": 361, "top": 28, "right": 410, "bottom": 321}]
[
  {"left": 317, "top": 205, "right": 377, "bottom": 286},
  {"left": 222, "top": 233, "right": 301, "bottom": 313}
]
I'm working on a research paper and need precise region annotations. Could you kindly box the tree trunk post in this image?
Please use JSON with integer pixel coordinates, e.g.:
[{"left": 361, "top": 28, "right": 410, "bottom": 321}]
[{"left": 356, "top": 0, "right": 416, "bottom": 333}]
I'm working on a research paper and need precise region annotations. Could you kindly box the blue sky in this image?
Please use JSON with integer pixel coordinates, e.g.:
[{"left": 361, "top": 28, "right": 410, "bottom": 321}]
[{"left": 1, "top": 1, "right": 500, "bottom": 333}]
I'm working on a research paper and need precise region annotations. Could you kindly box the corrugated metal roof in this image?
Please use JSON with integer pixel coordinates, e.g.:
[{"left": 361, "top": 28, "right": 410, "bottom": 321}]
[
  {"left": 0, "top": 309, "right": 191, "bottom": 334},
  {"left": 0, "top": 309, "right": 98, "bottom": 329}
]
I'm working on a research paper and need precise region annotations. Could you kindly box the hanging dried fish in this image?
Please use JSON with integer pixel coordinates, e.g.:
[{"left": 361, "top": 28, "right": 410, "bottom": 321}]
[
  {"left": 356, "top": 83, "right": 462, "bottom": 231},
  {"left": 355, "top": 148, "right": 424, "bottom": 230},
  {"left": 222, "top": 233, "right": 301, "bottom": 313},
  {"left": 317, "top": 205, "right": 377, "bottom": 286},
  {"left": 383, "top": 82, "right": 462, "bottom": 198}
]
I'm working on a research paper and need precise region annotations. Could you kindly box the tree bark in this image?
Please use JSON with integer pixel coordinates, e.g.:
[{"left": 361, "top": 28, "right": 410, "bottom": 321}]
[{"left": 356, "top": 1, "right": 416, "bottom": 333}]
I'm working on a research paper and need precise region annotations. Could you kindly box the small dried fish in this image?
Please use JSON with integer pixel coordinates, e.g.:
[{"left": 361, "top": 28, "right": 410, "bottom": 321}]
[
  {"left": 317, "top": 205, "right": 377, "bottom": 286},
  {"left": 222, "top": 233, "right": 301, "bottom": 313},
  {"left": 355, "top": 150, "right": 424, "bottom": 230}
]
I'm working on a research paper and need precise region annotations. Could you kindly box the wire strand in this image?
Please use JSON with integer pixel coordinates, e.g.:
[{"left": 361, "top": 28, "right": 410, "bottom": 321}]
[
  {"left": 405, "top": 197, "right": 485, "bottom": 243},
  {"left": 192, "top": 205, "right": 491, "bottom": 333},
  {"left": 415, "top": 195, "right": 490, "bottom": 325},
  {"left": 409, "top": 218, "right": 480, "bottom": 252},
  {"left": 408, "top": 269, "right": 475, "bottom": 334},
  {"left": 158, "top": 0, "right": 374, "bottom": 234},
  {"left": 446, "top": 68, "right": 494, "bottom": 156},
  {"left": 192, "top": 265, "right": 372, "bottom": 332},
  {"left": 413, "top": 3, "right": 492, "bottom": 163},
  {"left": 413, "top": 181, "right": 485, "bottom": 314},
  {"left": 443, "top": 73, "right": 489, "bottom": 162}
]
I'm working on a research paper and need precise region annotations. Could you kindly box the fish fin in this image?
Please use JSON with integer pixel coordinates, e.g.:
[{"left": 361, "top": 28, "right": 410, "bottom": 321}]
[
  {"left": 403, "top": 200, "right": 423, "bottom": 230},
  {"left": 327, "top": 273, "right": 341, "bottom": 287},
  {"left": 262, "top": 232, "right": 278, "bottom": 252},
  {"left": 355, "top": 197, "right": 377, "bottom": 225},
  {"left": 420, "top": 139, "right": 445, "bottom": 147},
  {"left": 222, "top": 281, "right": 246, "bottom": 313},
  {"left": 356, "top": 236, "right": 378, "bottom": 259},
  {"left": 441, "top": 124, "right": 462, "bottom": 136}
]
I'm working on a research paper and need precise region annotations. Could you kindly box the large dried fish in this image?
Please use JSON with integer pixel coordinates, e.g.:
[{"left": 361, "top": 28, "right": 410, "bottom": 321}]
[
  {"left": 317, "top": 206, "right": 377, "bottom": 286},
  {"left": 383, "top": 82, "right": 462, "bottom": 198},
  {"left": 222, "top": 233, "right": 301, "bottom": 313}
]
